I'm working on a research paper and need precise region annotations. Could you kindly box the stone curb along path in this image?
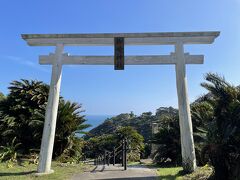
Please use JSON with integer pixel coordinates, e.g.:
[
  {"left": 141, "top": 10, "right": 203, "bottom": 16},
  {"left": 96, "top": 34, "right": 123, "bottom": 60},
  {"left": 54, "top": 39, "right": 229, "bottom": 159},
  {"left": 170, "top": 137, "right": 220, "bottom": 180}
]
[{"left": 71, "top": 164, "right": 158, "bottom": 180}]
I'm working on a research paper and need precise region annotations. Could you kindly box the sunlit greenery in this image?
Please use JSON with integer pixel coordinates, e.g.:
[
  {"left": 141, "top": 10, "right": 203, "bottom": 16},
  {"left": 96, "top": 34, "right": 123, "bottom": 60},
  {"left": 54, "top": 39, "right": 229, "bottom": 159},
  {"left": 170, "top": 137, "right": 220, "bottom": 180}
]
[
  {"left": 153, "top": 73, "right": 240, "bottom": 179},
  {"left": 0, "top": 161, "right": 88, "bottom": 180},
  {"left": 84, "top": 126, "right": 144, "bottom": 162},
  {"left": 0, "top": 79, "right": 90, "bottom": 163},
  {"left": 157, "top": 167, "right": 183, "bottom": 180},
  {"left": 1, "top": 72, "right": 240, "bottom": 179}
]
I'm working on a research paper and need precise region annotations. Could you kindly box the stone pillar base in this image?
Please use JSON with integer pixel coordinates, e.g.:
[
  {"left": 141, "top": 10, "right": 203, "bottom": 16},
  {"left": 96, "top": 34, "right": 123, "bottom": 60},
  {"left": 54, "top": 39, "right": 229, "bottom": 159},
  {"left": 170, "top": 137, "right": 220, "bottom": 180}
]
[{"left": 35, "top": 169, "right": 54, "bottom": 176}]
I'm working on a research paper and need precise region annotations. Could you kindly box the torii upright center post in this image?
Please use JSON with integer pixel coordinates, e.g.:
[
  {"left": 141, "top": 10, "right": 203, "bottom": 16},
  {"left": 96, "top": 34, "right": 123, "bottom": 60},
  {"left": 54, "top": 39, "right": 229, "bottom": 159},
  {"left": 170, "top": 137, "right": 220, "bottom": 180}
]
[{"left": 22, "top": 31, "right": 219, "bottom": 174}]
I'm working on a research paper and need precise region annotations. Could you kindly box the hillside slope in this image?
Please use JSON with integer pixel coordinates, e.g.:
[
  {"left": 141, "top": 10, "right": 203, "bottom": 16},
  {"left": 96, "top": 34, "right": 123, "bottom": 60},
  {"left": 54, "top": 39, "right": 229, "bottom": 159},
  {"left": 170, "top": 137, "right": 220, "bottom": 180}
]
[{"left": 85, "top": 107, "right": 178, "bottom": 142}]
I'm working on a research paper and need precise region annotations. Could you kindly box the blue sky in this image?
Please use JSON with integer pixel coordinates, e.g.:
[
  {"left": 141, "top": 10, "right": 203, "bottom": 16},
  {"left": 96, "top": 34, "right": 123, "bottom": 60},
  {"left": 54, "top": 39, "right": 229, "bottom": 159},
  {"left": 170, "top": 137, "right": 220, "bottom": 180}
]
[{"left": 0, "top": 0, "right": 240, "bottom": 115}]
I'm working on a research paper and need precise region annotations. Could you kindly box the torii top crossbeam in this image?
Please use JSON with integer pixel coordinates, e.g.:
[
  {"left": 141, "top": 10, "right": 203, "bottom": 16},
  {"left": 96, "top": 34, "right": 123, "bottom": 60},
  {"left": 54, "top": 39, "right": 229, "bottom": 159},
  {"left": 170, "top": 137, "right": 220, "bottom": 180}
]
[
  {"left": 22, "top": 31, "right": 219, "bottom": 46},
  {"left": 22, "top": 32, "right": 219, "bottom": 66}
]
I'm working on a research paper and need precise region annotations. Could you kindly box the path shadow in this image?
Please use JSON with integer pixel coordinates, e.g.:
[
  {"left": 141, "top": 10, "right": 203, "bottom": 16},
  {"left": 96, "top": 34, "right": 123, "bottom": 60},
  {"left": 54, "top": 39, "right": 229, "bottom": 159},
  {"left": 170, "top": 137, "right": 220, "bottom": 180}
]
[
  {"left": 100, "top": 165, "right": 105, "bottom": 172},
  {"left": 159, "top": 175, "right": 180, "bottom": 180},
  {"left": 90, "top": 166, "right": 98, "bottom": 172},
  {"left": 93, "top": 165, "right": 123, "bottom": 172},
  {"left": 99, "top": 169, "right": 125, "bottom": 172},
  {"left": 128, "top": 165, "right": 157, "bottom": 169},
  {"left": 85, "top": 165, "right": 105, "bottom": 173},
  {"left": 97, "top": 177, "right": 157, "bottom": 180},
  {"left": 0, "top": 171, "right": 36, "bottom": 177}
]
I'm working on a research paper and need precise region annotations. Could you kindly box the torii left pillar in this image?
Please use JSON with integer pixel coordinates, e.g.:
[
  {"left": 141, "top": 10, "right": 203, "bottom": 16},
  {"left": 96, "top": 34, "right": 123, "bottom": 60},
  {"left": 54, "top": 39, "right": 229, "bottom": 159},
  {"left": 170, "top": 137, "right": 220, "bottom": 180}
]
[{"left": 37, "top": 44, "right": 64, "bottom": 174}]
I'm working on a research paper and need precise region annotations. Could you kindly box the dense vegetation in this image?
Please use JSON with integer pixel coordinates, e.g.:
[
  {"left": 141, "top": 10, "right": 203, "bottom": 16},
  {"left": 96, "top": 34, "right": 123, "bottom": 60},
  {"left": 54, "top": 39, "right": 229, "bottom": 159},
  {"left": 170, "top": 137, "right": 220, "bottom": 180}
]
[
  {"left": 0, "top": 92, "right": 4, "bottom": 100},
  {"left": 84, "top": 126, "right": 144, "bottom": 162},
  {"left": 87, "top": 73, "right": 240, "bottom": 179},
  {"left": 86, "top": 108, "right": 177, "bottom": 142},
  {"left": 86, "top": 112, "right": 150, "bottom": 141},
  {"left": 0, "top": 79, "right": 90, "bottom": 164},
  {"left": 1, "top": 72, "right": 240, "bottom": 180},
  {"left": 152, "top": 73, "right": 240, "bottom": 179},
  {"left": 200, "top": 73, "right": 240, "bottom": 179}
]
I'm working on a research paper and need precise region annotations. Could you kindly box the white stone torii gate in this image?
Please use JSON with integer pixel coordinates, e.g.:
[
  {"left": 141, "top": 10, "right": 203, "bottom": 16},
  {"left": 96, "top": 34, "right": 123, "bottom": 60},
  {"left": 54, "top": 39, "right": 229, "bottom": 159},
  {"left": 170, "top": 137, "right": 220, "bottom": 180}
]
[{"left": 22, "top": 31, "right": 219, "bottom": 174}]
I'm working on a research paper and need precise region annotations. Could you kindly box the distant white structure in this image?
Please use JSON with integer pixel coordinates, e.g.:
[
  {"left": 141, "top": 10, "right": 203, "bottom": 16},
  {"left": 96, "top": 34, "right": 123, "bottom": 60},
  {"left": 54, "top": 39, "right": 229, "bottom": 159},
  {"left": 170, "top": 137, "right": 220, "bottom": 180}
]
[
  {"left": 151, "top": 122, "right": 159, "bottom": 156},
  {"left": 22, "top": 31, "right": 219, "bottom": 174},
  {"left": 152, "top": 122, "right": 159, "bottom": 134}
]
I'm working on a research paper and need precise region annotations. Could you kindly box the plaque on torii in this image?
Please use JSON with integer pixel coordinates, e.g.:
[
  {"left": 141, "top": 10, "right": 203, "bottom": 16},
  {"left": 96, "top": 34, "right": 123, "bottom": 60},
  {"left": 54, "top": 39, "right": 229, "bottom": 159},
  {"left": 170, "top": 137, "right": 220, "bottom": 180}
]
[{"left": 114, "top": 37, "right": 124, "bottom": 70}]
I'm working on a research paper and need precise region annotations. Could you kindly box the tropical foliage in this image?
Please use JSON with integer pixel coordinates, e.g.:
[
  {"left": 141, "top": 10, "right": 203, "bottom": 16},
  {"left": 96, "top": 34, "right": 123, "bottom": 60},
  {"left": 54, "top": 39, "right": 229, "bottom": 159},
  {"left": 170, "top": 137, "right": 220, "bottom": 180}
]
[
  {"left": 0, "top": 92, "right": 4, "bottom": 101},
  {"left": 151, "top": 73, "right": 240, "bottom": 179},
  {"left": 0, "top": 79, "right": 89, "bottom": 163},
  {"left": 200, "top": 73, "right": 240, "bottom": 180},
  {"left": 152, "top": 103, "right": 214, "bottom": 167},
  {"left": 86, "top": 112, "right": 156, "bottom": 142},
  {"left": 84, "top": 126, "right": 144, "bottom": 162},
  {"left": 1, "top": 72, "right": 240, "bottom": 180},
  {"left": 54, "top": 99, "right": 90, "bottom": 158},
  {"left": 84, "top": 134, "right": 117, "bottom": 158},
  {"left": 0, "top": 137, "right": 21, "bottom": 163},
  {"left": 116, "top": 126, "right": 144, "bottom": 161},
  {"left": 0, "top": 80, "right": 49, "bottom": 154},
  {"left": 152, "top": 115, "right": 181, "bottom": 166}
]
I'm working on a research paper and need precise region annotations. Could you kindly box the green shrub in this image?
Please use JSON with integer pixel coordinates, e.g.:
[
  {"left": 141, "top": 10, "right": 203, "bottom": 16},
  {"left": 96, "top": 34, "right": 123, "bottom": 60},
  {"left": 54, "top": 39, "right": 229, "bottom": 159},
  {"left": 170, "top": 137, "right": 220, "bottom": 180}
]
[{"left": 0, "top": 137, "right": 21, "bottom": 164}]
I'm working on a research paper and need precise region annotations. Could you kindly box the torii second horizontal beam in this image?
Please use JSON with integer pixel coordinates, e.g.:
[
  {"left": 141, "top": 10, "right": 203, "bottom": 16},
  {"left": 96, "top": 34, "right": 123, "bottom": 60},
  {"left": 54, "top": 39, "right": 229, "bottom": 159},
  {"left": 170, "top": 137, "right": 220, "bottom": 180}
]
[{"left": 39, "top": 54, "right": 204, "bottom": 65}]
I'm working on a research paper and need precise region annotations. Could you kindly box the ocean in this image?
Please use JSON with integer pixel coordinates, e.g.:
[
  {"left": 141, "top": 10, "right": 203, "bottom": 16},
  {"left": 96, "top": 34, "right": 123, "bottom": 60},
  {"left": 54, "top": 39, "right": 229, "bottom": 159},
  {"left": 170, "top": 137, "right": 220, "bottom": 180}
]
[{"left": 84, "top": 115, "right": 114, "bottom": 131}]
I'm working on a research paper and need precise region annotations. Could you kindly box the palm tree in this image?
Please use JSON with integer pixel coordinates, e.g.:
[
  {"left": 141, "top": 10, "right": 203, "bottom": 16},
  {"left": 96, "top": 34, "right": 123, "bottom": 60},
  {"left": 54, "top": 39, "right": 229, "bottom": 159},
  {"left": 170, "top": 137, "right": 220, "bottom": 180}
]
[
  {"left": 0, "top": 79, "right": 90, "bottom": 161},
  {"left": 0, "top": 79, "right": 48, "bottom": 152},
  {"left": 201, "top": 73, "right": 240, "bottom": 180},
  {"left": 152, "top": 115, "right": 182, "bottom": 166},
  {"left": 0, "top": 92, "right": 4, "bottom": 101},
  {"left": 54, "top": 99, "right": 91, "bottom": 157},
  {"left": 191, "top": 101, "right": 213, "bottom": 165}
]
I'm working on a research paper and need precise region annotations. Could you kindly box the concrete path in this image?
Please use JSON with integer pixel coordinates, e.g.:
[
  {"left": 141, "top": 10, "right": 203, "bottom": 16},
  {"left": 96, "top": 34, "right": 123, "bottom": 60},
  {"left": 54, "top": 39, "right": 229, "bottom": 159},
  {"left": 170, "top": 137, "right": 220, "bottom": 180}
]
[{"left": 71, "top": 164, "right": 158, "bottom": 180}]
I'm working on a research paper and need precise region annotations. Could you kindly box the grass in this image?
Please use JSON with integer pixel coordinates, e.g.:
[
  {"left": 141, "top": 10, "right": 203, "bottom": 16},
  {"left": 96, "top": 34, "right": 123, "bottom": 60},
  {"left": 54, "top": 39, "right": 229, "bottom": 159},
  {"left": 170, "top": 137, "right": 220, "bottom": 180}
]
[
  {"left": 157, "top": 167, "right": 183, "bottom": 180},
  {"left": 0, "top": 161, "right": 213, "bottom": 180},
  {"left": 0, "top": 161, "right": 90, "bottom": 180},
  {"left": 183, "top": 165, "right": 213, "bottom": 180},
  {"left": 157, "top": 165, "right": 214, "bottom": 180},
  {"left": 127, "top": 161, "right": 140, "bottom": 166}
]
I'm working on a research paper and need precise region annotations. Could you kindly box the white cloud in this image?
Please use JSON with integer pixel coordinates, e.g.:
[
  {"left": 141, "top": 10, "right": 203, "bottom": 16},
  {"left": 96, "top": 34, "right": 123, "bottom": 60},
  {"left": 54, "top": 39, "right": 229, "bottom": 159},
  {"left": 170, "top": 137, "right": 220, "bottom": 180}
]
[{"left": 1, "top": 55, "right": 50, "bottom": 73}]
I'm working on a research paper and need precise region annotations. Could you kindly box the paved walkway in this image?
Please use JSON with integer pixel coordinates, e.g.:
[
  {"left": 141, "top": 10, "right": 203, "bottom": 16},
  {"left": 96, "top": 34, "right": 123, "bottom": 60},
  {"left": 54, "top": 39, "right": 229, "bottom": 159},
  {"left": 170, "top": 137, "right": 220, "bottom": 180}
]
[{"left": 71, "top": 164, "right": 158, "bottom": 180}]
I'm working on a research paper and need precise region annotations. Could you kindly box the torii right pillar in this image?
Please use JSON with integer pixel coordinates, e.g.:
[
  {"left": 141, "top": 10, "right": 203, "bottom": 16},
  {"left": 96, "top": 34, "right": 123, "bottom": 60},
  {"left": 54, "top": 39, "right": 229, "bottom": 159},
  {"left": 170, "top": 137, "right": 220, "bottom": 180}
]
[{"left": 175, "top": 42, "right": 196, "bottom": 172}]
